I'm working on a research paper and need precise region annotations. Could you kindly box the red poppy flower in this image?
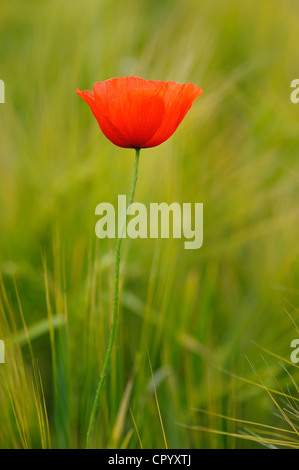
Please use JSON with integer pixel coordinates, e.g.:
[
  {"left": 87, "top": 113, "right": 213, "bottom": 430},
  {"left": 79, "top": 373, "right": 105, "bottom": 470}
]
[{"left": 76, "top": 76, "right": 202, "bottom": 149}]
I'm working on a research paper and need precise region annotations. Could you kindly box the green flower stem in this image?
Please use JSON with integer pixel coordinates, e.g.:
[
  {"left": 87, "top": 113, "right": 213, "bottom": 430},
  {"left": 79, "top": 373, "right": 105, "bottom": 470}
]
[{"left": 86, "top": 148, "right": 141, "bottom": 449}]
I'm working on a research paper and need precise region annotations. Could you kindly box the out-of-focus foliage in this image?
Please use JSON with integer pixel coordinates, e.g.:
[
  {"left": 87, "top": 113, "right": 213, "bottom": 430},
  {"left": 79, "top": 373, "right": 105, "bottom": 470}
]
[{"left": 0, "top": 0, "right": 299, "bottom": 449}]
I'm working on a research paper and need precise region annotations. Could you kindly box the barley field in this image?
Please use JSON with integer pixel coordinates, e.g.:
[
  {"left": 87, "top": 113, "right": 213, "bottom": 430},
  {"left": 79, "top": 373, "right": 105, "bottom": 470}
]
[{"left": 0, "top": 0, "right": 299, "bottom": 449}]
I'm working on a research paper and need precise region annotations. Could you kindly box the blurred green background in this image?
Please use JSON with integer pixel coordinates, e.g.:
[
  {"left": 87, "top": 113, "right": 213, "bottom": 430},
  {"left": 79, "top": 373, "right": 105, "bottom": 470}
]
[{"left": 0, "top": 0, "right": 299, "bottom": 449}]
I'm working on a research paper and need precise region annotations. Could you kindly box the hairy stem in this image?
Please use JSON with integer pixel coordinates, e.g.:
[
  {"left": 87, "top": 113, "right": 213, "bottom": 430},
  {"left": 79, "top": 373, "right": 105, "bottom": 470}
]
[{"left": 86, "top": 148, "right": 141, "bottom": 449}]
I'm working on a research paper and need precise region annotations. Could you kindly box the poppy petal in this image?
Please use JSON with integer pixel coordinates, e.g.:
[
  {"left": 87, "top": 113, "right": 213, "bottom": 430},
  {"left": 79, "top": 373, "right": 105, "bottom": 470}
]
[
  {"left": 93, "top": 77, "right": 158, "bottom": 109},
  {"left": 145, "top": 81, "right": 202, "bottom": 147},
  {"left": 106, "top": 88, "right": 166, "bottom": 148},
  {"left": 76, "top": 88, "right": 131, "bottom": 148}
]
